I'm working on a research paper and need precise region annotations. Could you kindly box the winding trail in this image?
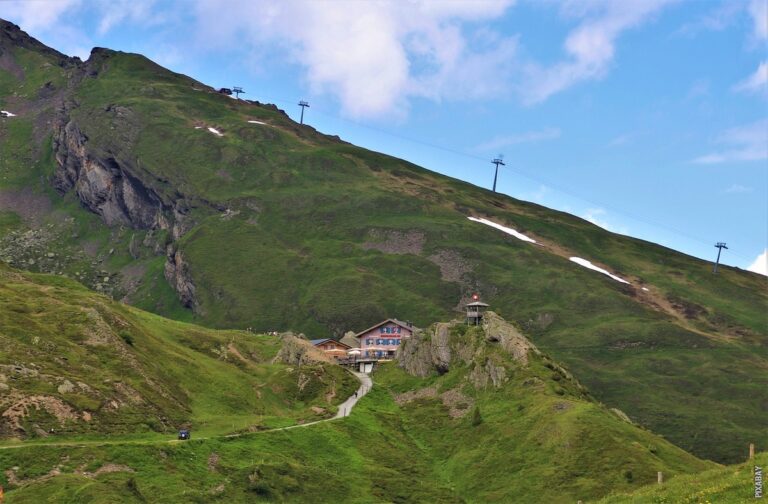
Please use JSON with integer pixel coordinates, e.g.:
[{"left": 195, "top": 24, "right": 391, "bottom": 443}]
[{"left": 0, "top": 370, "right": 372, "bottom": 451}]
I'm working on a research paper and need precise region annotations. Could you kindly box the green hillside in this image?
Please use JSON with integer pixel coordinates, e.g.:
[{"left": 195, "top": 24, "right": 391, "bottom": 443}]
[
  {"left": 0, "top": 17, "right": 766, "bottom": 466},
  {"left": 0, "top": 261, "right": 358, "bottom": 440},
  {"left": 599, "top": 452, "right": 767, "bottom": 503},
  {"left": 0, "top": 297, "right": 716, "bottom": 503}
]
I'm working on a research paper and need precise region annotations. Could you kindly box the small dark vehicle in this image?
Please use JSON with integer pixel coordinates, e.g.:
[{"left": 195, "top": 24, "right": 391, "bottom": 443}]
[{"left": 178, "top": 429, "right": 190, "bottom": 440}]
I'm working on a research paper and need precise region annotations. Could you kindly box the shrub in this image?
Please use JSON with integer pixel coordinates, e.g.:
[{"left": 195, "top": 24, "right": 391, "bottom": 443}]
[
  {"left": 471, "top": 406, "right": 483, "bottom": 426},
  {"left": 120, "top": 331, "right": 135, "bottom": 346}
]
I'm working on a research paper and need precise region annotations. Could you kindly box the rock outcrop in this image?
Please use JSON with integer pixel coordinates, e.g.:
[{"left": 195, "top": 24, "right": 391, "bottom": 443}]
[
  {"left": 482, "top": 311, "right": 538, "bottom": 365},
  {"left": 51, "top": 98, "right": 198, "bottom": 309},
  {"left": 163, "top": 247, "right": 197, "bottom": 310},
  {"left": 397, "top": 312, "right": 538, "bottom": 388},
  {"left": 53, "top": 117, "right": 169, "bottom": 230},
  {"left": 272, "top": 333, "right": 332, "bottom": 366}
]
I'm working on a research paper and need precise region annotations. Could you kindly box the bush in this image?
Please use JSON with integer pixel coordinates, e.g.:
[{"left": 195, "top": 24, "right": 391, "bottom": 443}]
[
  {"left": 471, "top": 406, "right": 483, "bottom": 426},
  {"left": 120, "top": 331, "right": 135, "bottom": 346}
]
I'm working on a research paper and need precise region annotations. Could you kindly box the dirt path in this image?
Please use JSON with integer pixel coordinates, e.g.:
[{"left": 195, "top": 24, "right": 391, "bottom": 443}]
[{"left": 0, "top": 370, "right": 372, "bottom": 451}]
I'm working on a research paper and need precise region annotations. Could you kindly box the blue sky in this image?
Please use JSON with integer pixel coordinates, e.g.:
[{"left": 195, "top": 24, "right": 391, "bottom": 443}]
[{"left": 2, "top": 0, "right": 766, "bottom": 274}]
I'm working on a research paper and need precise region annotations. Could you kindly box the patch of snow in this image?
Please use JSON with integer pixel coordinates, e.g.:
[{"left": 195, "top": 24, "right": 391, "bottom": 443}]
[
  {"left": 1, "top": 110, "right": 17, "bottom": 117},
  {"left": 208, "top": 127, "right": 223, "bottom": 137},
  {"left": 569, "top": 257, "right": 630, "bottom": 284},
  {"left": 194, "top": 126, "right": 202, "bottom": 129},
  {"left": 641, "top": 287, "right": 649, "bottom": 292},
  {"left": 468, "top": 217, "right": 537, "bottom": 244},
  {"left": 248, "top": 120, "right": 266, "bottom": 125}
]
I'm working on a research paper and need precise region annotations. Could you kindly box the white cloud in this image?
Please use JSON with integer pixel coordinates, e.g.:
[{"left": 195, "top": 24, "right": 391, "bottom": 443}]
[
  {"left": 475, "top": 127, "right": 561, "bottom": 152},
  {"left": 733, "top": 61, "right": 768, "bottom": 94},
  {"left": 748, "top": 0, "right": 768, "bottom": 40},
  {"left": 676, "top": 1, "right": 743, "bottom": 36},
  {"left": 747, "top": 249, "right": 768, "bottom": 276},
  {"left": 97, "top": 0, "right": 159, "bottom": 35},
  {"left": 191, "top": 0, "right": 517, "bottom": 119},
  {"left": 0, "top": 0, "right": 82, "bottom": 31},
  {"left": 519, "top": 0, "right": 674, "bottom": 105},
  {"left": 692, "top": 119, "right": 768, "bottom": 164},
  {"left": 725, "top": 184, "right": 753, "bottom": 193}
]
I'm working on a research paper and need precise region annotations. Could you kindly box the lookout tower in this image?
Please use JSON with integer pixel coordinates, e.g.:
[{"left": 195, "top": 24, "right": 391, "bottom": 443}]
[{"left": 466, "top": 294, "right": 489, "bottom": 326}]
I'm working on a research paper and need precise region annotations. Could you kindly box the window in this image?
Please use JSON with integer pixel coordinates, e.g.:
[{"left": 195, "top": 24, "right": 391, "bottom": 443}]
[
  {"left": 366, "top": 339, "right": 372, "bottom": 345},
  {"left": 380, "top": 327, "right": 385, "bottom": 333},
  {"left": 397, "top": 327, "right": 402, "bottom": 333}
]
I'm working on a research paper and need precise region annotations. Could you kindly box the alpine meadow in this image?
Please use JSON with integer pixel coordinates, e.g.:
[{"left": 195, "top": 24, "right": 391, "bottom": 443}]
[{"left": 0, "top": 11, "right": 766, "bottom": 504}]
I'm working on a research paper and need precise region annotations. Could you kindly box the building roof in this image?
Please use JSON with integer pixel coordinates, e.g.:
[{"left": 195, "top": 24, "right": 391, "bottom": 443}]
[
  {"left": 354, "top": 318, "right": 414, "bottom": 339},
  {"left": 466, "top": 301, "right": 490, "bottom": 307},
  {"left": 309, "top": 338, "right": 351, "bottom": 349}
]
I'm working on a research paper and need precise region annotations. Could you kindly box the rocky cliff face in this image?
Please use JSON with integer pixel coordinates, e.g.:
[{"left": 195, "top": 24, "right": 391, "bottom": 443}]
[
  {"left": 163, "top": 247, "right": 197, "bottom": 310},
  {"left": 45, "top": 63, "right": 201, "bottom": 309},
  {"left": 53, "top": 119, "right": 168, "bottom": 229},
  {"left": 397, "top": 312, "right": 539, "bottom": 388}
]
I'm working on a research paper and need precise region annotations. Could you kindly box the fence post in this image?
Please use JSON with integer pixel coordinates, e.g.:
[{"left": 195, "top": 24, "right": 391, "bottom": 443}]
[
  {"left": 657, "top": 471, "right": 663, "bottom": 484},
  {"left": 750, "top": 443, "right": 755, "bottom": 460}
]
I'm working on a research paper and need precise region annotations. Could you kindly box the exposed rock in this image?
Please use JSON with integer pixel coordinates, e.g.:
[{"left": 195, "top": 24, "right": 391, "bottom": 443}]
[
  {"left": 164, "top": 247, "right": 198, "bottom": 310},
  {"left": 431, "top": 323, "right": 452, "bottom": 374},
  {"left": 427, "top": 249, "right": 474, "bottom": 284},
  {"left": 482, "top": 311, "right": 539, "bottom": 365},
  {"left": 51, "top": 106, "right": 198, "bottom": 310},
  {"left": 0, "top": 188, "right": 53, "bottom": 226},
  {"left": 361, "top": 229, "right": 425, "bottom": 255},
  {"left": 57, "top": 380, "right": 75, "bottom": 394},
  {"left": 398, "top": 331, "right": 438, "bottom": 378},
  {"left": 207, "top": 453, "right": 220, "bottom": 472},
  {"left": 272, "top": 333, "right": 332, "bottom": 366},
  {"left": 397, "top": 313, "right": 536, "bottom": 390},
  {"left": 469, "top": 359, "right": 508, "bottom": 389},
  {"left": 394, "top": 386, "right": 474, "bottom": 418},
  {"left": 339, "top": 331, "right": 359, "bottom": 349},
  {"left": 54, "top": 120, "right": 149, "bottom": 226},
  {"left": 1, "top": 393, "right": 79, "bottom": 431}
]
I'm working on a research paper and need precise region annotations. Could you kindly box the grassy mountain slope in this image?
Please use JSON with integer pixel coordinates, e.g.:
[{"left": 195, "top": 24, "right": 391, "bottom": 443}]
[
  {"left": 0, "top": 310, "right": 715, "bottom": 503},
  {"left": 374, "top": 316, "right": 716, "bottom": 502},
  {"left": 0, "top": 262, "right": 358, "bottom": 440},
  {"left": 0, "top": 19, "right": 766, "bottom": 463},
  {"left": 598, "top": 452, "right": 767, "bottom": 503}
]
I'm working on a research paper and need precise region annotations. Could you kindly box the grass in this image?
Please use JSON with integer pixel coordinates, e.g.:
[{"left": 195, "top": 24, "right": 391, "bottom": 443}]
[
  {"left": 0, "top": 263, "right": 358, "bottom": 442},
  {"left": 0, "top": 317, "right": 720, "bottom": 503},
  {"left": 0, "top": 35, "right": 765, "bottom": 466},
  {"left": 598, "top": 452, "right": 767, "bottom": 503}
]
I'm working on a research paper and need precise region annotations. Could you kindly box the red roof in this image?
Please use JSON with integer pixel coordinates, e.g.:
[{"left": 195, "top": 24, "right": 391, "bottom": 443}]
[{"left": 354, "top": 319, "right": 414, "bottom": 339}]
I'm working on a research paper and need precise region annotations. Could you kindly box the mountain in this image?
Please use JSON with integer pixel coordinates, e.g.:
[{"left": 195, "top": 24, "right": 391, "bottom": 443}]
[
  {"left": 0, "top": 272, "right": 715, "bottom": 502},
  {"left": 0, "top": 18, "right": 766, "bottom": 465}
]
